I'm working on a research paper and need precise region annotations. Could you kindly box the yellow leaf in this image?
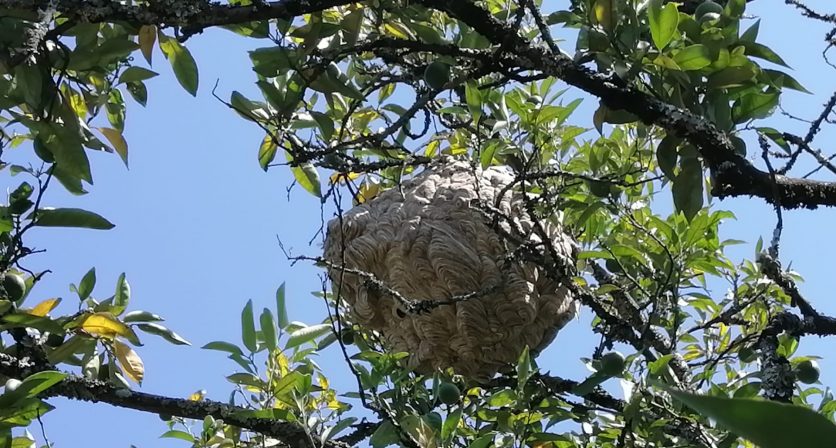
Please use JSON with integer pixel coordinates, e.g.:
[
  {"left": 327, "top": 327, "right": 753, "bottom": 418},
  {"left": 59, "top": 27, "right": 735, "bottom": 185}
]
[
  {"left": 424, "top": 140, "right": 440, "bottom": 157},
  {"left": 99, "top": 127, "right": 129, "bottom": 168},
  {"left": 275, "top": 351, "right": 290, "bottom": 377},
  {"left": 138, "top": 25, "right": 156, "bottom": 64},
  {"left": 30, "top": 298, "right": 61, "bottom": 317},
  {"left": 113, "top": 339, "right": 144, "bottom": 384},
  {"left": 593, "top": 0, "right": 617, "bottom": 32},
  {"left": 62, "top": 86, "right": 87, "bottom": 119},
  {"left": 355, "top": 180, "right": 380, "bottom": 205},
  {"left": 80, "top": 313, "right": 132, "bottom": 340},
  {"left": 383, "top": 22, "right": 412, "bottom": 39},
  {"left": 329, "top": 171, "right": 361, "bottom": 185},
  {"left": 189, "top": 389, "right": 206, "bottom": 401},
  {"left": 323, "top": 390, "right": 341, "bottom": 410},
  {"left": 317, "top": 374, "right": 329, "bottom": 390}
]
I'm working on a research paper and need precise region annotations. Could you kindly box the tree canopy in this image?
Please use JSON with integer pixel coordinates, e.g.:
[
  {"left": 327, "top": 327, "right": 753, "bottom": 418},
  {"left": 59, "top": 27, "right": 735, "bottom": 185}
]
[{"left": 1, "top": 0, "right": 836, "bottom": 447}]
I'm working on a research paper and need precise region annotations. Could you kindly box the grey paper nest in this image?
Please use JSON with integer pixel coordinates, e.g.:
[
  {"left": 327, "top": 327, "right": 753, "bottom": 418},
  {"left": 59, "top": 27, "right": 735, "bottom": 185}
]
[{"left": 323, "top": 159, "right": 578, "bottom": 379}]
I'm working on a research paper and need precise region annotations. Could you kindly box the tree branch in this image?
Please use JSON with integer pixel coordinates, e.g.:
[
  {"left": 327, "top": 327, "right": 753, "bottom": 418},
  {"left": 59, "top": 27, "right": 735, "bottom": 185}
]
[
  {"left": 0, "top": 0, "right": 355, "bottom": 35},
  {"left": 415, "top": 0, "right": 836, "bottom": 209},
  {"left": 0, "top": 352, "right": 353, "bottom": 448}
]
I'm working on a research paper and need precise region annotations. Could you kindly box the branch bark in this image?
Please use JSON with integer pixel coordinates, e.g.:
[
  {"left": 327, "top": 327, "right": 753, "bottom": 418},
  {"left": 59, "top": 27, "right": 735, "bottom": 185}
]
[
  {"left": 0, "top": 352, "right": 357, "bottom": 448},
  {"left": 414, "top": 0, "right": 836, "bottom": 209},
  {"left": 0, "top": 0, "right": 355, "bottom": 35},
  {"left": 4, "top": 0, "right": 835, "bottom": 207}
]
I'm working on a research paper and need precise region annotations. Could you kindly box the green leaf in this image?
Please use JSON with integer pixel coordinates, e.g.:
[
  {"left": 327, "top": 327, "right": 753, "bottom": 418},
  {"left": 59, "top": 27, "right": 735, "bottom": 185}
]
[
  {"left": 0, "top": 371, "right": 67, "bottom": 408},
  {"left": 259, "top": 308, "right": 277, "bottom": 352},
  {"left": 41, "top": 124, "right": 92, "bottom": 184},
  {"left": 370, "top": 421, "right": 399, "bottom": 448},
  {"left": 672, "top": 156, "right": 703, "bottom": 222},
  {"left": 98, "top": 127, "right": 129, "bottom": 168},
  {"left": 275, "top": 282, "right": 289, "bottom": 329},
  {"left": 571, "top": 372, "right": 609, "bottom": 396},
  {"left": 516, "top": 346, "right": 532, "bottom": 390},
  {"left": 113, "top": 273, "right": 130, "bottom": 315},
  {"left": 286, "top": 323, "right": 332, "bottom": 349},
  {"left": 480, "top": 141, "right": 499, "bottom": 169},
  {"left": 202, "top": 341, "right": 244, "bottom": 357},
  {"left": 126, "top": 81, "right": 148, "bottom": 107},
  {"left": 740, "top": 19, "right": 760, "bottom": 42},
  {"left": 117, "top": 67, "right": 158, "bottom": 84},
  {"left": 442, "top": 408, "right": 463, "bottom": 441},
  {"left": 648, "top": 0, "right": 679, "bottom": 50},
  {"left": 138, "top": 25, "right": 156, "bottom": 64},
  {"left": 77, "top": 267, "right": 96, "bottom": 301},
  {"left": 285, "top": 151, "right": 322, "bottom": 198},
  {"left": 30, "top": 208, "right": 115, "bottom": 230},
  {"left": 230, "top": 91, "right": 263, "bottom": 122},
  {"left": 306, "top": 63, "right": 364, "bottom": 100},
  {"left": 673, "top": 44, "right": 712, "bottom": 71},
  {"left": 757, "top": 127, "right": 791, "bottom": 153},
  {"left": 742, "top": 41, "right": 790, "bottom": 68},
  {"left": 122, "top": 310, "right": 164, "bottom": 323},
  {"left": 249, "top": 47, "right": 299, "bottom": 77},
  {"left": 0, "top": 398, "right": 53, "bottom": 427},
  {"left": 708, "top": 64, "right": 758, "bottom": 89},
  {"left": 465, "top": 81, "right": 483, "bottom": 122},
  {"left": 1, "top": 313, "right": 64, "bottom": 334},
  {"left": 665, "top": 387, "right": 836, "bottom": 448},
  {"left": 732, "top": 91, "right": 779, "bottom": 123},
  {"left": 11, "top": 436, "right": 34, "bottom": 448},
  {"left": 137, "top": 323, "right": 190, "bottom": 345},
  {"left": 160, "top": 430, "right": 195, "bottom": 442},
  {"left": 762, "top": 69, "right": 811, "bottom": 94},
  {"left": 468, "top": 433, "right": 496, "bottom": 448},
  {"left": 241, "top": 300, "right": 257, "bottom": 352},
  {"left": 226, "top": 372, "right": 263, "bottom": 388},
  {"left": 257, "top": 135, "right": 278, "bottom": 171},
  {"left": 158, "top": 35, "right": 199, "bottom": 96},
  {"left": 656, "top": 135, "right": 679, "bottom": 180},
  {"left": 322, "top": 417, "right": 357, "bottom": 442},
  {"left": 724, "top": 0, "right": 746, "bottom": 17}
]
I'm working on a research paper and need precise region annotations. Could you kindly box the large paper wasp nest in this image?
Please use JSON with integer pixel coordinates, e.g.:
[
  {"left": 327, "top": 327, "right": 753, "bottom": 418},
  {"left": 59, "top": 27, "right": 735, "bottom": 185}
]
[{"left": 323, "top": 159, "right": 578, "bottom": 379}]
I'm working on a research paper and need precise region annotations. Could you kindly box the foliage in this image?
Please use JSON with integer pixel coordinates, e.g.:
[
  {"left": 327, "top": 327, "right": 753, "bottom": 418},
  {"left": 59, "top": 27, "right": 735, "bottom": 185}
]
[{"left": 1, "top": 0, "right": 836, "bottom": 447}]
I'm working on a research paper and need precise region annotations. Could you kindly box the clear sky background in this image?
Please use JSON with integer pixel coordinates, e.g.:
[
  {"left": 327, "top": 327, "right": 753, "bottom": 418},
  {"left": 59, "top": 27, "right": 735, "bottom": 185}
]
[{"left": 2, "top": 1, "right": 835, "bottom": 446}]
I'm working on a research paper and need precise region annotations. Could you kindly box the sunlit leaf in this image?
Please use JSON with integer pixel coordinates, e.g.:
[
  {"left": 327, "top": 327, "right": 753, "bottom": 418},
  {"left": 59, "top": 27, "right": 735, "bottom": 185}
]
[
  {"left": 113, "top": 339, "right": 144, "bottom": 384},
  {"left": 99, "top": 127, "right": 129, "bottom": 168},
  {"left": 80, "top": 312, "right": 138, "bottom": 343},
  {"left": 138, "top": 25, "right": 156, "bottom": 64},
  {"left": 648, "top": 0, "right": 679, "bottom": 50},
  {"left": 673, "top": 44, "right": 712, "bottom": 70},
  {"left": 29, "top": 298, "right": 61, "bottom": 317},
  {"left": 158, "top": 34, "right": 199, "bottom": 96},
  {"left": 286, "top": 323, "right": 332, "bottom": 349}
]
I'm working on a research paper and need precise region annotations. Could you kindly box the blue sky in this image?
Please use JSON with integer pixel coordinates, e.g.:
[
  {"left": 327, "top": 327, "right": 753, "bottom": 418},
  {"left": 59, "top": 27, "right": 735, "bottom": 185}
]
[{"left": 2, "top": 1, "right": 835, "bottom": 446}]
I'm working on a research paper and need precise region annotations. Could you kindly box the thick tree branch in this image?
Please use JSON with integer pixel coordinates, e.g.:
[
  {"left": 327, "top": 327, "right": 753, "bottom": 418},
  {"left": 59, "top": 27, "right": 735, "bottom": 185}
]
[
  {"left": 5, "top": 0, "right": 835, "bottom": 207},
  {"left": 0, "top": 0, "right": 354, "bottom": 35},
  {"left": 415, "top": 0, "right": 836, "bottom": 209},
  {"left": 0, "top": 352, "right": 354, "bottom": 448}
]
